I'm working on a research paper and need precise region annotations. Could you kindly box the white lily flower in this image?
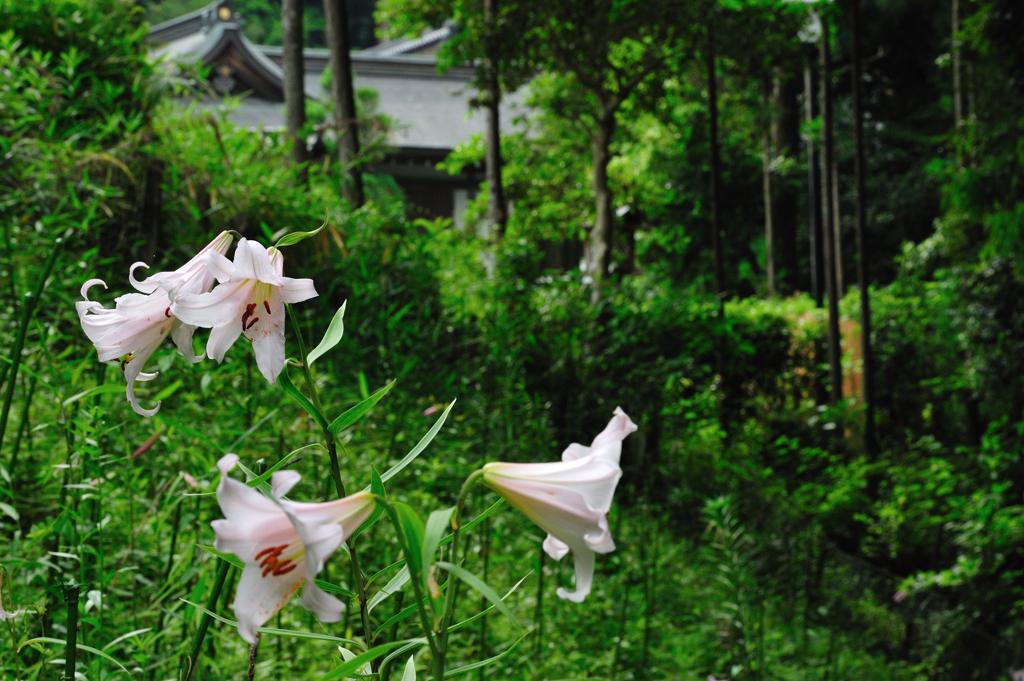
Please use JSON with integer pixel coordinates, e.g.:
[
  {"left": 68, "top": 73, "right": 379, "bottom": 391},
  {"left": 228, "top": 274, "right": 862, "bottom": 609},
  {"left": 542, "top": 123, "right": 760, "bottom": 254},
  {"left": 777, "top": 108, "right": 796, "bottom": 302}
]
[
  {"left": 482, "top": 407, "right": 637, "bottom": 602},
  {"left": 170, "top": 238, "right": 317, "bottom": 385},
  {"left": 211, "top": 454, "right": 376, "bottom": 644},
  {"left": 77, "top": 232, "right": 233, "bottom": 416}
]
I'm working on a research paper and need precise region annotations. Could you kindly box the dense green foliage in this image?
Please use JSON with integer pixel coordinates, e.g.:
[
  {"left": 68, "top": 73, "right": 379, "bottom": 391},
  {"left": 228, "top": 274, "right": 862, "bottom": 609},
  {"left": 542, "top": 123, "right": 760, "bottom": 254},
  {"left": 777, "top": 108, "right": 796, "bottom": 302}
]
[{"left": 3, "top": 0, "right": 1024, "bottom": 680}]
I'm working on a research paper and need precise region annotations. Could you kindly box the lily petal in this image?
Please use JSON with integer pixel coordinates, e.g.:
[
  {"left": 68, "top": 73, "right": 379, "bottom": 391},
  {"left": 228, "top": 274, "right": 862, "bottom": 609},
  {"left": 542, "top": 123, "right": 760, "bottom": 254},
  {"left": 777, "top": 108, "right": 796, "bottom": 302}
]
[{"left": 482, "top": 408, "right": 635, "bottom": 602}]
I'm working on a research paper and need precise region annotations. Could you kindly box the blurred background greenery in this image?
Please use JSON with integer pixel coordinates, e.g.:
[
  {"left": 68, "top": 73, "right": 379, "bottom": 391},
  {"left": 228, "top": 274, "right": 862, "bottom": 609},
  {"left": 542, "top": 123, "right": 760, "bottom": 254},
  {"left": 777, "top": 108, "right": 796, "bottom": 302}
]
[{"left": 2, "top": 0, "right": 1024, "bottom": 679}]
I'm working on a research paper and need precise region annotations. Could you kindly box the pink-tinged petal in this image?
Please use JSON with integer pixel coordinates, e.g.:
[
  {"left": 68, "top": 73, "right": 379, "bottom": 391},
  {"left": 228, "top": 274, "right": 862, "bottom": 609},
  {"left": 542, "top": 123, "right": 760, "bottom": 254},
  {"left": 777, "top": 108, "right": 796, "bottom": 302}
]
[
  {"left": 484, "top": 458, "right": 621, "bottom": 514},
  {"left": 233, "top": 561, "right": 305, "bottom": 644},
  {"left": 200, "top": 250, "right": 235, "bottom": 284},
  {"left": 211, "top": 518, "right": 260, "bottom": 560},
  {"left": 561, "top": 443, "right": 591, "bottom": 462},
  {"left": 280, "top": 492, "right": 375, "bottom": 574},
  {"left": 81, "top": 278, "right": 107, "bottom": 300},
  {"left": 593, "top": 407, "right": 637, "bottom": 445},
  {"left": 562, "top": 408, "right": 637, "bottom": 466},
  {"left": 271, "top": 470, "right": 301, "bottom": 498},
  {"left": 122, "top": 321, "right": 174, "bottom": 417},
  {"left": 233, "top": 239, "right": 283, "bottom": 286},
  {"left": 543, "top": 535, "right": 570, "bottom": 561},
  {"left": 280, "top": 277, "right": 318, "bottom": 304},
  {"left": 172, "top": 280, "right": 251, "bottom": 329},
  {"left": 171, "top": 321, "right": 203, "bottom": 363},
  {"left": 207, "top": 321, "right": 243, "bottom": 363},
  {"left": 556, "top": 545, "right": 596, "bottom": 603},
  {"left": 245, "top": 286, "right": 286, "bottom": 384},
  {"left": 129, "top": 262, "right": 161, "bottom": 294},
  {"left": 216, "top": 454, "right": 289, "bottom": 532},
  {"left": 300, "top": 581, "right": 345, "bottom": 623}
]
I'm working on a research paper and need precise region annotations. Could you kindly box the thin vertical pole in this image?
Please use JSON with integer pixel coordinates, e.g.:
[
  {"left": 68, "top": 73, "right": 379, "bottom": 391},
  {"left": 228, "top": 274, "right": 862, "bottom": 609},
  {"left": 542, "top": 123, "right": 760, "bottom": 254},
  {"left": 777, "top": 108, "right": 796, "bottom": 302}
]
[
  {"left": 820, "top": 13, "right": 843, "bottom": 406},
  {"left": 805, "top": 65, "right": 823, "bottom": 307},
  {"left": 852, "top": 0, "right": 875, "bottom": 457},
  {"left": 707, "top": 25, "right": 724, "bottom": 317}
]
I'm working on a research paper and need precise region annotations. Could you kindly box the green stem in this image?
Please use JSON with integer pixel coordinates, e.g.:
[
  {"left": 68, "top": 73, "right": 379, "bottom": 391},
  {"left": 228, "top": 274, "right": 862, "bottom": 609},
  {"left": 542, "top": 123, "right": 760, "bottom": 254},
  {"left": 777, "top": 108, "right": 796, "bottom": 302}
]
[
  {"left": 286, "top": 304, "right": 345, "bottom": 498},
  {"left": 0, "top": 236, "right": 62, "bottom": 453},
  {"left": 183, "top": 559, "right": 230, "bottom": 681},
  {"left": 384, "top": 503, "right": 441, "bottom": 679},
  {"left": 62, "top": 583, "right": 79, "bottom": 681},
  {"left": 437, "top": 470, "right": 485, "bottom": 671},
  {"left": 6, "top": 374, "right": 37, "bottom": 491},
  {"left": 348, "top": 539, "right": 375, "bottom": 645}
]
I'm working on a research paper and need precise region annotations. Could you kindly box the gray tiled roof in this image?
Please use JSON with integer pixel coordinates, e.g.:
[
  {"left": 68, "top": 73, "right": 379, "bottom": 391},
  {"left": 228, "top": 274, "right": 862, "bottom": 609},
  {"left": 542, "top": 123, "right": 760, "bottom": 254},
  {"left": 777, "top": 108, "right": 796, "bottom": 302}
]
[{"left": 148, "top": 2, "right": 528, "bottom": 152}]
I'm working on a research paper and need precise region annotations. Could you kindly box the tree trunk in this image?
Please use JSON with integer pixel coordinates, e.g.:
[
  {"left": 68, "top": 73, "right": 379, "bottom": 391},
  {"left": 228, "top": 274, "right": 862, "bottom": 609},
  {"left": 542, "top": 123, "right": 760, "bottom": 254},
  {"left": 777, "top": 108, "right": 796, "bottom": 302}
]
[
  {"left": 773, "top": 75, "right": 801, "bottom": 295},
  {"left": 587, "top": 110, "right": 615, "bottom": 304},
  {"left": 820, "top": 15, "right": 843, "bottom": 406},
  {"left": 831, "top": 152, "right": 843, "bottom": 295},
  {"left": 323, "top": 0, "right": 364, "bottom": 206},
  {"left": 805, "top": 65, "right": 823, "bottom": 307},
  {"left": 707, "top": 30, "right": 724, "bottom": 316},
  {"left": 282, "top": 0, "right": 308, "bottom": 184},
  {"left": 952, "top": 0, "right": 964, "bottom": 168},
  {"left": 852, "top": 0, "right": 875, "bottom": 457},
  {"left": 484, "top": 0, "right": 507, "bottom": 236},
  {"left": 761, "top": 78, "right": 776, "bottom": 297}
]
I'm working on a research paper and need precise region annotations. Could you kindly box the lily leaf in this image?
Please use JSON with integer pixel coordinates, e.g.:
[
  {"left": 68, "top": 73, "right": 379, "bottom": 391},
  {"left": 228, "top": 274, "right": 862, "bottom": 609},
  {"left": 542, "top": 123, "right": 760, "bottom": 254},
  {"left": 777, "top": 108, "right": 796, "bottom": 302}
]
[
  {"left": 320, "top": 640, "right": 417, "bottom": 681},
  {"left": 18, "top": 637, "right": 130, "bottom": 676},
  {"left": 275, "top": 222, "right": 325, "bottom": 248},
  {"left": 435, "top": 562, "right": 522, "bottom": 633},
  {"left": 443, "top": 629, "right": 531, "bottom": 677},
  {"left": 307, "top": 301, "right": 346, "bottom": 366},
  {"left": 278, "top": 364, "right": 329, "bottom": 431},
  {"left": 351, "top": 465, "right": 386, "bottom": 541},
  {"left": 375, "top": 399, "right": 456, "bottom": 488},
  {"left": 328, "top": 379, "right": 396, "bottom": 437},
  {"left": 392, "top": 501, "right": 426, "bottom": 576},
  {"left": 402, "top": 655, "right": 417, "bottom": 681}
]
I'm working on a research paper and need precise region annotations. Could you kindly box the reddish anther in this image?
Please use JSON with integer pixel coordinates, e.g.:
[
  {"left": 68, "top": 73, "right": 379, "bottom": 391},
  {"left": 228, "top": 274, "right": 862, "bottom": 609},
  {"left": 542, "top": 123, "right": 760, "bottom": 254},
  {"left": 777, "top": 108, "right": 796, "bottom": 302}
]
[
  {"left": 246, "top": 316, "right": 260, "bottom": 330},
  {"left": 254, "top": 546, "right": 278, "bottom": 561},
  {"left": 165, "top": 307, "right": 171, "bottom": 318},
  {"left": 273, "top": 562, "right": 298, "bottom": 576},
  {"left": 263, "top": 300, "right": 272, "bottom": 314}
]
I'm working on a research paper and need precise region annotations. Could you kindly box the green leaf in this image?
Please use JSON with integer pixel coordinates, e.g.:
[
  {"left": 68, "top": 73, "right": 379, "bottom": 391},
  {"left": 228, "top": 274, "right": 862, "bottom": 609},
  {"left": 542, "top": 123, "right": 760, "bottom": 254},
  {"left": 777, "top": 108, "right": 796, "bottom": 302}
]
[
  {"left": 367, "top": 500, "right": 505, "bottom": 583},
  {"left": 18, "top": 637, "right": 130, "bottom": 675},
  {"left": 392, "top": 501, "right": 426, "bottom": 575},
  {"left": 0, "top": 501, "right": 19, "bottom": 522},
  {"left": 435, "top": 562, "right": 522, "bottom": 633},
  {"left": 235, "top": 460, "right": 273, "bottom": 497},
  {"left": 402, "top": 654, "right": 417, "bottom": 681},
  {"left": 443, "top": 629, "right": 531, "bottom": 677},
  {"left": 196, "top": 544, "right": 244, "bottom": 570},
  {"left": 152, "top": 378, "right": 183, "bottom": 402},
  {"left": 313, "top": 579, "right": 357, "bottom": 599},
  {"left": 226, "top": 408, "right": 282, "bottom": 453},
  {"left": 448, "top": 572, "right": 531, "bottom": 633},
  {"left": 376, "top": 399, "right": 456, "bottom": 487},
  {"left": 242, "top": 443, "right": 325, "bottom": 490},
  {"left": 279, "top": 364, "right": 329, "bottom": 431},
  {"left": 319, "top": 640, "right": 417, "bottom": 681},
  {"left": 275, "top": 222, "right": 325, "bottom": 248},
  {"left": 181, "top": 599, "right": 362, "bottom": 647},
  {"left": 328, "top": 379, "right": 397, "bottom": 437},
  {"left": 307, "top": 301, "right": 346, "bottom": 367},
  {"left": 438, "top": 499, "right": 503, "bottom": 548},
  {"left": 351, "top": 465, "right": 387, "bottom": 542},
  {"left": 378, "top": 639, "right": 428, "bottom": 674},
  {"left": 422, "top": 507, "right": 455, "bottom": 594},
  {"left": 61, "top": 383, "right": 126, "bottom": 407},
  {"left": 367, "top": 566, "right": 410, "bottom": 613}
]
